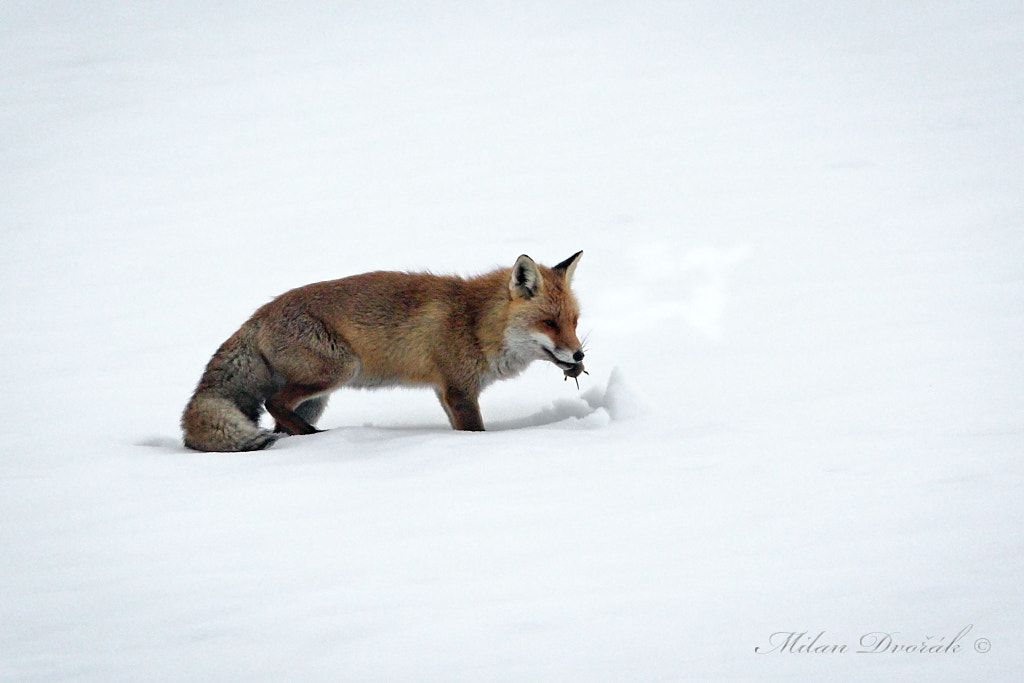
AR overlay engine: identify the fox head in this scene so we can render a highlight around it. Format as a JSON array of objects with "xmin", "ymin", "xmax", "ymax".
[{"xmin": 508, "ymin": 251, "xmax": 585, "ymax": 375}]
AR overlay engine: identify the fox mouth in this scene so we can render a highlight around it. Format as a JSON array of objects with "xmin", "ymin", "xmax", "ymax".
[{"xmin": 543, "ymin": 348, "xmax": 583, "ymax": 375}]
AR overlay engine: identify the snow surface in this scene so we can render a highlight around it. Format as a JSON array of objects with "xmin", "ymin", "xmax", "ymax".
[{"xmin": 2, "ymin": 1, "xmax": 1023, "ymax": 680}]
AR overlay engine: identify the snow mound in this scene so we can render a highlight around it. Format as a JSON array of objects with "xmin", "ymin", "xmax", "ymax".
[
  {"xmin": 485, "ymin": 367, "xmax": 650, "ymax": 430},
  {"xmin": 581, "ymin": 367, "xmax": 654, "ymax": 422}
]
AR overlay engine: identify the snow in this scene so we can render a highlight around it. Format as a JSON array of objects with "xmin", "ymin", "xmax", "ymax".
[{"xmin": 2, "ymin": 1, "xmax": 1022, "ymax": 680}]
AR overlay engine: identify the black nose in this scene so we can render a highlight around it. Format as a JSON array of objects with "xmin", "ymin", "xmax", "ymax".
[{"xmin": 573, "ymin": 350, "xmax": 585, "ymax": 362}]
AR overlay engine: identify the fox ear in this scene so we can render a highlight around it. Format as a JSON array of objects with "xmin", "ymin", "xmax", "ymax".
[
  {"xmin": 510, "ymin": 254, "xmax": 541, "ymax": 299},
  {"xmin": 552, "ymin": 250, "xmax": 583, "ymax": 284}
]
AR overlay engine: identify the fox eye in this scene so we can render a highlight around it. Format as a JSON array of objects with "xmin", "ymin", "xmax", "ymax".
[{"xmin": 541, "ymin": 319, "xmax": 558, "ymax": 330}]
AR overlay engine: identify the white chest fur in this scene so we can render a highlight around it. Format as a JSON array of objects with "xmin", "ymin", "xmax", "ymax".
[{"xmin": 482, "ymin": 329, "xmax": 539, "ymax": 388}]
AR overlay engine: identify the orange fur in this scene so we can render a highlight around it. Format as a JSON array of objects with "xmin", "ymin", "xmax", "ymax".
[{"xmin": 181, "ymin": 252, "xmax": 585, "ymax": 451}]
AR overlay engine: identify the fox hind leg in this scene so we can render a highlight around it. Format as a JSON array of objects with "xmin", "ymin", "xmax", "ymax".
[
  {"xmin": 259, "ymin": 314, "xmax": 354, "ymax": 437},
  {"xmin": 272, "ymin": 394, "xmax": 328, "ymax": 434},
  {"xmin": 294, "ymin": 395, "xmax": 328, "ymax": 425},
  {"xmin": 268, "ymin": 384, "xmax": 330, "ymax": 435}
]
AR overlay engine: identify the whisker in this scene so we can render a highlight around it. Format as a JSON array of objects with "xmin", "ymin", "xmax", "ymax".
[{"xmin": 580, "ymin": 329, "xmax": 593, "ymax": 354}]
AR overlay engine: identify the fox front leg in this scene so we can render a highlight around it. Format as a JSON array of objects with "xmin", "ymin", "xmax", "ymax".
[{"xmin": 437, "ymin": 386, "xmax": 485, "ymax": 431}]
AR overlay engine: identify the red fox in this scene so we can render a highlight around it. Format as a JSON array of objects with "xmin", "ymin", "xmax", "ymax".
[{"xmin": 181, "ymin": 251, "xmax": 585, "ymax": 451}]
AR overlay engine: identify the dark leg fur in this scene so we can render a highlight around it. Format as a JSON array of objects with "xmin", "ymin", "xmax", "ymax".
[
  {"xmin": 438, "ymin": 386, "xmax": 485, "ymax": 431},
  {"xmin": 267, "ymin": 384, "xmax": 329, "ymax": 435},
  {"xmin": 294, "ymin": 396, "xmax": 329, "ymax": 425}
]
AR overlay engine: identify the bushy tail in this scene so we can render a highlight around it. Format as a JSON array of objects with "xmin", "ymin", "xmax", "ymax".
[
  {"xmin": 182, "ymin": 394, "xmax": 279, "ymax": 452},
  {"xmin": 181, "ymin": 327, "xmax": 280, "ymax": 452}
]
